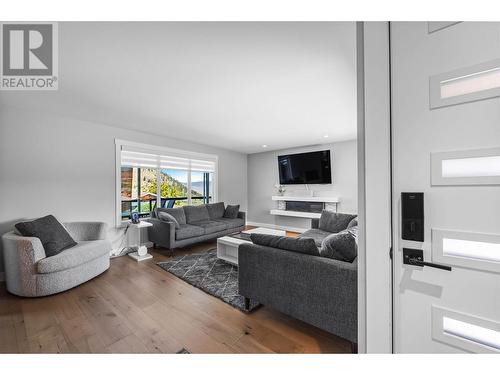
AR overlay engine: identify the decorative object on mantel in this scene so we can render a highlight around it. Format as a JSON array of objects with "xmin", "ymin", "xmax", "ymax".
[
  {"xmin": 274, "ymin": 184, "xmax": 286, "ymax": 196},
  {"xmin": 157, "ymin": 249, "xmax": 260, "ymax": 312}
]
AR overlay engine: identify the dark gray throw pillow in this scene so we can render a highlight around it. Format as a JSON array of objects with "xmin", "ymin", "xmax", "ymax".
[
  {"xmin": 206, "ymin": 202, "xmax": 225, "ymax": 219},
  {"xmin": 320, "ymin": 227, "xmax": 358, "ymax": 263},
  {"xmin": 223, "ymin": 204, "xmax": 240, "ymax": 219},
  {"xmin": 155, "ymin": 207, "xmax": 186, "ymax": 225},
  {"xmin": 318, "ymin": 211, "xmax": 357, "ymax": 233},
  {"xmin": 157, "ymin": 211, "xmax": 180, "ymax": 228},
  {"xmin": 347, "ymin": 217, "xmax": 358, "ymax": 228},
  {"xmin": 15, "ymin": 215, "xmax": 77, "ymax": 257},
  {"xmin": 250, "ymin": 234, "xmax": 319, "ymax": 256}
]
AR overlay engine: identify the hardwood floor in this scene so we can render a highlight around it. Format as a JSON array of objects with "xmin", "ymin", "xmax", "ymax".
[{"xmin": 0, "ymin": 231, "xmax": 351, "ymax": 354}]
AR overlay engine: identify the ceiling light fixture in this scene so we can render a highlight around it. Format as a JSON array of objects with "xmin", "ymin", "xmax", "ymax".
[
  {"xmin": 323, "ymin": 135, "xmax": 329, "ymax": 138},
  {"xmin": 262, "ymin": 145, "xmax": 268, "ymax": 148}
]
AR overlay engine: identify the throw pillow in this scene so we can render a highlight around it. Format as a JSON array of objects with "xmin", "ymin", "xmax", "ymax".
[
  {"xmin": 250, "ymin": 233, "xmax": 319, "ymax": 256},
  {"xmin": 223, "ymin": 204, "xmax": 240, "ymax": 219},
  {"xmin": 320, "ymin": 228, "xmax": 358, "ymax": 262},
  {"xmin": 347, "ymin": 217, "xmax": 358, "ymax": 228},
  {"xmin": 157, "ymin": 211, "xmax": 180, "ymax": 228},
  {"xmin": 206, "ymin": 202, "xmax": 225, "ymax": 219},
  {"xmin": 15, "ymin": 215, "xmax": 77, "ymax": 257},
  {"xmin": 318, "ymin": 211, "xmax": 357, "ymax": 233},
  {"xmin": 155, "ymin": 207, "xmax": 186, "ymax": 225}
]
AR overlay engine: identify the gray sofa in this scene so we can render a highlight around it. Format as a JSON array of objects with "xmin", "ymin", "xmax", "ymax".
[
  {"xmin": 1, "ymin": 222, "xmax": 111, "ymax": 297},
  {"xmin": 238, "ymin": 212, "xmax": 358, "ymax": 346},
  {"xmin": 147, "ymin": 202, "xmax": 245, "ymax": 249}
]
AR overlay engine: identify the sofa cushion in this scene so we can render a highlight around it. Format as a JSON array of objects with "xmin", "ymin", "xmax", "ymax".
[
  {"xmin": 206, "ymin": 202, "xmax": 225, "ymax": 219},
  {"xmin": 156, "ymin": 207, "xmax": 186, "ymax": 225},
  {"xmin": 223, "ymin": 204, "xmax": 240, "ymax": 219},
  {"xmin": 318, "ymin": 211, "xmax": 357, "ymax": 233},
  {"xmin": 250, "ymin": 234, "xmax": 319, "ymax": 256},
  {"xmin": 15, "ymin": 215, "xmax": 77, "ymax": 257},
  {"xmin": 213, "ymin": 217, "xmax": 245, "ymax": 229},
  {"xmin": 299, "ymin": 228, "xmax": 332, "ymax": 247},
  {"xmin": 190, "ymin": 220, "xmax": 226, "ymax": 235},
  {"xmin": 156, "ymin": 211, "xmax": 180, "ymax": 228},
  {"xmin": 37, "ymin": 239, "xmax": 110, "ymax": 274},
  {"xmin": 320, "ymin": 227, "xmax": 358, "ymax": 263},
  {"xmin": 184, "ymin": 205, "xmax": 210, "ymax": 224},
  {"xmin": 175, "ymin": 224, "xmax": 205, "ymax": 240}
]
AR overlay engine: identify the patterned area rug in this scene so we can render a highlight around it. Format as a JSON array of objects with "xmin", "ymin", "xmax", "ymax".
[{"xmin": 157, "ymin": 249, "xmax": 260, "ymax": 313}]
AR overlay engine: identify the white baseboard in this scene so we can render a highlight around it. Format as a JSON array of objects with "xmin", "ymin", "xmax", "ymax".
[
  {"xmin": 0, "ymin": 272, "xmax": 5, "ymax": 282},
  {"xmin": 246, "ymin": 221, "xmax": 307, "ymax": 234}
]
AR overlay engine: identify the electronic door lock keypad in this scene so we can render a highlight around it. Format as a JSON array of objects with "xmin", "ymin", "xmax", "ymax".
[{"xmin": 401, "ymin": 192, "xmax": 424, "ymax": 242}]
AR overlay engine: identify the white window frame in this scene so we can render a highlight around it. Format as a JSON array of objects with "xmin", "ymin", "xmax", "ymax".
[{"xmin": 115, "ymin": 139, "xmax": 219, "ymax": 227}]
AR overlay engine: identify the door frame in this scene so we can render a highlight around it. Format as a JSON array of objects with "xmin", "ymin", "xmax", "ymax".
[{"xmin": 356, "ymin": 21, "xmax": 394, "ymax": 353}]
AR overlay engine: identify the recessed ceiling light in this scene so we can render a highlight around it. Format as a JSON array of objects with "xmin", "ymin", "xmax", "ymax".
[
  {"xmin": 262, "ymin": 145, "xmax": 268, "ymax": 148},
  {"xmin": 323, "ymin": 135, "xmax": 329, "ymax": 138}
]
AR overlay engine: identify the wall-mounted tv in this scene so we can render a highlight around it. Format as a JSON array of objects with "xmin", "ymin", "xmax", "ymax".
[{"xmin": 278, "ymin": 150, "xmax": 332, "ymax": 185}]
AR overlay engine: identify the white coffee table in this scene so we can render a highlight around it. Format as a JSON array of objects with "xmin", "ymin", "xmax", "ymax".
[{"xmin": 217, "ymin": 227, "xmax": 286, "ymax": 265}]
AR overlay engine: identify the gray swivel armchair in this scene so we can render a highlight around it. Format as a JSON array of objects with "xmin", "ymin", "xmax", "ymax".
[{"xmin": 1, "ymin": 222, "xmax": 111, "ymax": 297}]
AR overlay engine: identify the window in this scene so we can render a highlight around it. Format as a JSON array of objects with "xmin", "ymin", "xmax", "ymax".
[
  {"xmin": 116, "ymin": 140, "xmax": 217, "ymax": 225},
  {"xmin": 429, "ymin": 58, "xmax": 500, "ymax": 109},
  {"xmin": 120, "ymin": 167, "xmax": 158, "ymax": 220}
]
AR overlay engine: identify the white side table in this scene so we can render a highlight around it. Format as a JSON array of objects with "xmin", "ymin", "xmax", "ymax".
[{"xmin": 127, "ymin": 221, "xmax": 153, "ymax": 262}]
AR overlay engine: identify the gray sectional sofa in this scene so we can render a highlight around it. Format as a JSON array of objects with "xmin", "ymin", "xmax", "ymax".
[
  {"xmin": 238, "ymin": 211, "xmax": 358, "ymax": 347},
  {"xmin": 147, "ymin": 202, "xmax": 245, "ymax": 249}
]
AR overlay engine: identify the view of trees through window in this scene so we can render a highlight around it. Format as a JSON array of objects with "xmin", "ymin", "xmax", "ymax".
[{"xmin": 121, "ymin": 167, "xmax": 212, "ymax": 219}]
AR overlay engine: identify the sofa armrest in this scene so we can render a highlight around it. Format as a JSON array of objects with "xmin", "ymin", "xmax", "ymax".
[
  {"xmin": 311, "ymin": 218, "xmax": 319, "ymax": 229},
  {"xmin": 64, "ymin": 222, "xmax": 107, "ymax": 241},
  {"xmin": 238, "ymin": 243, "xmax": 357, "ymax": 342},
  {"xmin": 237, "ymin": 211, "xmax": 246, "ymax": 222},
  {"xmin": 146, "ymin": 218, "xmax": 176, "ymax": 249},
  {"xmin": 1, "ymin": 231, "xmax": 46, "ymax": 296}
]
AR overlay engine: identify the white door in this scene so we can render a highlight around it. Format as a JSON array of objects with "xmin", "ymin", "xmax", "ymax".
[{"xmin": 391, "ymin": 22, "xmax": 500, "ymax": 353}]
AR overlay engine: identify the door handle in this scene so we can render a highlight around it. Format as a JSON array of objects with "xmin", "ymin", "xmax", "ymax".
[{"xmin": 403, "ymin": 248, "xmax": 452, "ymax": 271}]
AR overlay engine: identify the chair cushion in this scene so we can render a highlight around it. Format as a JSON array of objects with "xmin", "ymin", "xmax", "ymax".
[
  {"xmin": 190, "ymin": 220, "xmax": 226, "ymax": 235},
  {"xmin": 206, "ymin": 202, "xmax": 225, "ymax": 219},
  {"xmin": 175, "ymin": 224, "xmax": 205, "ymax": 240},
  {"xmin": 213, "ymin": 217, "xmax": 245, "ymax": 229},
  {"xmin": 299, "ymin": 228, "xmax": 332, "ymax": 247},
  {"xmin": 37, "ymin": 240, "xmax": 110, "ymax": 273},
  {"xmin": 155, "ymin": 207, "xmax": 186, "ymax": 225},
  {"xmin": 16, "ymin": 215, "xmax": 77, "ymax": 257},
  {"xmin": 250, "ymin": 234, "xmax": 319, "ymax": 256},
  {"xmin": 157, "ymin": 211, "xmax": 180, "ymax": 228},
  {"xmin": 184, "ymin": 205, "xmax": 210, "ymax": 224},
  {"xmin": 318, "ymin": 211, "xmax": 357, "ymax": 233},
  {"xmin": 223, "ymin": 204, "xmax": 240, "ymax": 219},
  {"xmin": 320, "ymin": 226, "xmax": 358, "ymax": 263}
]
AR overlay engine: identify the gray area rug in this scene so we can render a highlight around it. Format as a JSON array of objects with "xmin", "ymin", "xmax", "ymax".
[{"xmin": 157, "ymin": 249, "xmax": 260, "ymax": 313}]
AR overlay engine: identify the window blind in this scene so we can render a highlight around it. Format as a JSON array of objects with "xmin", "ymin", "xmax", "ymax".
[{"xmin": 120, "ymin": 146, "xmax": 216, "ymax": 172}]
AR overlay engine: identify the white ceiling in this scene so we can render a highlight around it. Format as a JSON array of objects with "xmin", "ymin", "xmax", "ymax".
[{"xmin": 0, "ymin": 22, "xmax": 357, "ymax": 154}]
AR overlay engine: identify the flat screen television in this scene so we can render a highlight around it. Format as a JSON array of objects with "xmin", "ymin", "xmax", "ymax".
[{"xmin": 278, "ymin": 150, "xmax": 332, "ymax": 185}]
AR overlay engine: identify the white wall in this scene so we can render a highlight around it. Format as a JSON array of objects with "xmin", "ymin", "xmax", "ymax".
[
  {"xmin": 0, "ymin": 105, "xmax": 248, "ymax": 274},
  {"xmin": 247, "ymin": 141, "xmax": 357, "ymax": 232},
  {"xmin": 356, "ymin": 22, "xmax": 392, "ymax": 353}
]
